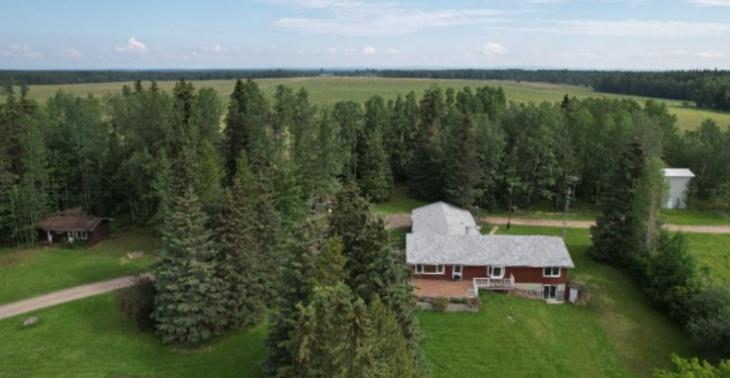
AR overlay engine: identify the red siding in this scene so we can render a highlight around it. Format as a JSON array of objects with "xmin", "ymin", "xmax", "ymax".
[
  {"xmin": 88, "ymin": 220, "xmax": 110, "ymax": 247},
  {"xmin": 412, "ymin": 264, "xmax": 569, "ymax": 285}
]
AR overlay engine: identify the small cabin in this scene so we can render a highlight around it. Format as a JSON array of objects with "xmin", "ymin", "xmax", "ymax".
[
  {"xmin": 37, "ymin": 208, "xmax": 111, "ymax": 247},
  {"xmin": 661, "ymin": 168, "xmax": 695, "ymax": 209}
]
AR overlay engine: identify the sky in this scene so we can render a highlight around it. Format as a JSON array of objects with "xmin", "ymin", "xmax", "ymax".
[{"xmin": 1, "ymin": 0, "xmax": 729, "ymax": 70}]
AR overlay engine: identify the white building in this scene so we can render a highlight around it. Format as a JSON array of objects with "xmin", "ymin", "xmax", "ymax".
[{"xmin": 661, "ymin": 168, "xmax": 695, "ymax": 209}]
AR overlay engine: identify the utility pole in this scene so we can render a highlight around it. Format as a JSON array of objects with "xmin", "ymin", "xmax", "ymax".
[
  {"xmin": 507, "ymin": 182, "xmax": 514, "ymax": 230},
  {"xmin": 563, "ymin": 176, "xmax": 579, "ymax": 239}
]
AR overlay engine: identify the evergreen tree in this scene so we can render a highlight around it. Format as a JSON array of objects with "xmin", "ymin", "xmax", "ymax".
[
  {"xmin": 590, "ymin": 141, "xmax": 647, "ymax": 267},
  {"xmin": 314, "ymin": 236, "xmax": 347, "ymax": 287},
  {"xmin": 223, "ymin": 79, "xmax": 270, "ymax": 184},
  {"xmin": 357, "ymin": 96, "xmax": 393, "ymax": 202},
  {"xmin": 443, "ymin": 114, "xmax": 482, "ymax": 212},
  {"xmin": 152, "ymin": 188, "xmax": 225, "ymax": 345},
  {"xmin": 410, "ymin": 86, "xmax": 446, "ymax": 200},
  {"xmin": 281, "ymin": 285, "xmax": 424, "ymax": 378},
  {"xmin": 265, "ymin": 219, "xmax": 325, "ymax": 377},
  {"xmin": 216, "ymin": 172, "xmax": 265, "ymax": 330}
]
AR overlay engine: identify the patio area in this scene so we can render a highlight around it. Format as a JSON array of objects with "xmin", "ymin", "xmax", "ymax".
[{"xmin": 412, "ymin": 278, "xmax": 475, "ymax": 299}]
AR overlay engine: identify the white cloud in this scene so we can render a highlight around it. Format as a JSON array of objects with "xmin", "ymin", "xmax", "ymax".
[
  {"xmin": 57, "ymin": 47, "xmax": 83, "ymax": 59},
  {"xmin": 696, "ymin": 51, "xmax": 723, "ymax": 58},
  {"xmin": 362, "ymin": 45, "xmax": 377, "ymax": 55},
  {"xmin": 384, "ymin": 48, "xmax": 398, "ymax": 55},
  {"xmin": 344, "ymin": 48, "xmax": 358, "ymax": 56},
  {"xmin": 490, "ymin": 19, "xmax": 730, "ymax": 38},
  {"xmin": 2, "ymin": 43, "xmax": 43, "ymax": 59},
  {"xmin": 688, "ymin": 0, "xmax": 730, "ymax": 6},
  {"xmin": 477, "ymin": 42, "xmax": 507, "ymax": 56},
  {"xmin": 270, "ymin": 0, "xmax": 501, "ymax": 36},
  {"xmin": 115, "ymin": 37, "xmax": 147, "ymax": 53}
]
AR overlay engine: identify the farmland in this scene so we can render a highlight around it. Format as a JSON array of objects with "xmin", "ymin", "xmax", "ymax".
[{"xmin": 17, "ymin": 77, "xmax": 730, "ymax": 132}]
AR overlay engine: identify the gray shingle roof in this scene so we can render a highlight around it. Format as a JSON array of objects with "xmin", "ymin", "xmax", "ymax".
[
  {"xmin": 407, "ymin": 202, "xmax": 574, "ymax": 268},
  {"xmin": 412, "ymin": 202, "xmax": 481, "ymax": 236},
  {"xmin": 662, "ymin": 168, "xmax": 695, "ymax": 178},
  {"xmin": 406, "ymin": 234, "xmax": 575, "ymax": 268}
]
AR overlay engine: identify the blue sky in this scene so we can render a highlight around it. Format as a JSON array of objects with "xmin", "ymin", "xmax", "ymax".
[{"xmin": 1, "ymin": 0, "xmax": 729, "ymax": 70}]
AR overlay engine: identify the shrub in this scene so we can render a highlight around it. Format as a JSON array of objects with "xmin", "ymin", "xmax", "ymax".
[
  {"xmin": 431, "ymin": 297, "xmax": 449, "ymax": 312},
  {"xmin": 654, "ymin": 354, "xmax": 730, "ymax": 377},
  {"xmin": 117, "ymin": 275, "xmax": 156, "ymax": 329},
  {"xmin": 687, "ymin": 285, "xmax": 730, "ymax": 362}
]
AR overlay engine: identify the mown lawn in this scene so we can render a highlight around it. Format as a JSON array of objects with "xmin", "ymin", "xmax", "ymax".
[
  {"xmin": 371, "ymin": 186, "xmax": 427, "ymax": 215},
  {"xmin": 0, "ymin": 293, "xmax": 266, "ymax": 378},
  {"xmin": 18, "ymin": 77, "xmax": 730, "ymax": 131},
  {"xmin": 417, "ymin": 225, "xmax": 696, "ymax": 378},
  {"xmin": 0, "ymin": 229, "xmax": 157, "ymax": 304},
  {"xmin": 684, "ymin": 232, "xmax": 730, "ymax": 284}
]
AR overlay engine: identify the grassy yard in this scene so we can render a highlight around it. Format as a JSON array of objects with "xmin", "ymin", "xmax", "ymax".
[
  {"xmin": 16, "ymin": 77, "xmax": 730, "ymax": 132},
  {"xmin": 415, "ymin": 225, "xmax": 696, "ymax": 378},
  {"xmin": 0, "ymin": 229, "xmax": 157, "ymax": 305},
  {"xmin": 371, "ymin": 186, "xmax": 428, "ymax": 215},
  {"xmin": 684, "ymin": 232, "xmax": 730, "ymax": 284},
  {"xmin": 0, "ymin": 293, "xmax": 266, "ymax": 378}
]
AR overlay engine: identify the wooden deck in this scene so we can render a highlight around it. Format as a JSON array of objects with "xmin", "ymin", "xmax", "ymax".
[{"xmin": 412, "ymin": 279, "xmax": 474, "ymax": 299}]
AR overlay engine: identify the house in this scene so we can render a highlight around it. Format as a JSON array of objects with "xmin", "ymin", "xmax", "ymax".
[
  {"xmin": 662, "ymin": 168, "xmax": 695, "ymax": 209},
  {"xmin": 37, "ymin": 208, "xmax": 111, "ymax": 247},
  {"xmin": 407, "ymin": 202, "xmax": 575, "ymax": 302}
]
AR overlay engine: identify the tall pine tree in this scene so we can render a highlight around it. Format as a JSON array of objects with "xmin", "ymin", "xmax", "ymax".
[{"xmin": 152, "ymin": 188, "xmax": 225, "ymax": 345}]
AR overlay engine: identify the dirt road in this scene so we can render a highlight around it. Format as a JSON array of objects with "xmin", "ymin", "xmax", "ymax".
[{"xmin": 0, "ymin": 273, "xmax": 151, "ymax": 321}]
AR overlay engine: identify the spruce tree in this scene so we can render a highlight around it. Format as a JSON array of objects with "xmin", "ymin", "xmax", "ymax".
[
  {"xmin": 590, "ymin": 141, "xmax": 647, "ymax": 267},
  {"xmin": 313, "ymin": 236, "xmax": 347, "ymax": 287},
  {"xmin": 216, "ymin": 167, "xmax": 265, "ymax": 330},
  {"xmin": 443, "ymin": 114, "xmax": 482, "ymax": 213},
  {"xmin": 152, "ymin": 188, "xmax": 225, "ymax": 346},
  {"xmin": 410, "ymin": 86, "xmax": 446, "ymax": 200},
  {"xmin": 264, "ymin": 219, "xmax": 324, "ymax": 377},
  {"xmin": 357, "ymin": 96, "xmax": 393, "ymax": 202}
]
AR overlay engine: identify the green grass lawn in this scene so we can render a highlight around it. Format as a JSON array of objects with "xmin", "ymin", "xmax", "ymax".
[
  {"xmin": 0, "ymin": 293, "xmax": 266, "ymax": 378},
  {"xmin": 15, "ymin": 77, "xmax": 730, "ymax": 132},
  {"xmin": 371, "ymin": 186, "xmax": 428, "ymax": 215},
  {"xmin": 0, "ymin": 229, "xmax": 157, "ymax": 305},
  {"xmin": 683, "ymin": 232, "xmax": 730, "ymax": 284},
  {"xmin": 416, "ymin": 225, "xmax": 696, "ymax": 378}
]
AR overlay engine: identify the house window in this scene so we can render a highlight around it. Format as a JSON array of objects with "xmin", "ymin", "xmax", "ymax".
[
  {"xmin": 543, "ymin": 267, "xmax": 561, "ymax": 278},
  {"xmin": 488, "ymin": 266, "xmax": 505, "ymax": 279},
  {"xmin": 78, "ymin": 232, "xmax": 88, "ymax": 240},
  {"xmin": 416, "ymin": 264, "xmax": 444, "ymax": 275},
  {"xmin": 542, "ymin": 285, "xmax": 558, "ymax": 300}
]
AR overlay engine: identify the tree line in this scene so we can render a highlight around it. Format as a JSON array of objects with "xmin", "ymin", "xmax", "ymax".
[{"xmin": 2, "ymin": 80, "xmax": 730, "ymax": 246}]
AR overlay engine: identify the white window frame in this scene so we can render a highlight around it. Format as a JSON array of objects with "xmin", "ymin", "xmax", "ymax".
[
  {"xmin": 416, "ymin": 264, "xmax": 445, "ymax": 275},
  {"xmin": 487, "ymin": 265, "xmax": 505, "ymax": 279},
  {"xmin": 452, "ymin": 265, "xmax": 463, "ymax": 279},
  {"xmin": 543, "ymin": 267, "xmax": 561, "ymax": 278},
  {"xmin": 542, "ymin": 285, "xmax": 558, "ymax": 300},
  {"xmin": 78, "ymin": 231, "xmax": 88, "ymax": 240}
]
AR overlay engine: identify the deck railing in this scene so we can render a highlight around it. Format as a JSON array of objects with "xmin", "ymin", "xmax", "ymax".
[{"xmin": 473, "ymin": 274, "xmax": 515, "ymax": 291}]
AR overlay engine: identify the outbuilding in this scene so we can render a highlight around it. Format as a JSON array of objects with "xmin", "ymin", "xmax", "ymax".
[
  {"xmin": 37, "ymin": 208, "xmax": 111, "ymax": 247},
  {"xmin": 661, "ymin": 168, "xmax": 695, "ymax": 209}
]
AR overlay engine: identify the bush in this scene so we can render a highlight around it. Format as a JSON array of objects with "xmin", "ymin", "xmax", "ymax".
[
  {"xmin": 687, "ymin": 285, "xmax": 730, "ymax": 362},
  {"xmin": 654, "ymin": 354, "xmax": 730, "ymax": 377},
  {"xmin": 431, "ymin": 297, "xmax": 449, "ymax": 312},
  {"xmin": 117, "ymin": 275, "xmax": 156, "ymax": 329}
]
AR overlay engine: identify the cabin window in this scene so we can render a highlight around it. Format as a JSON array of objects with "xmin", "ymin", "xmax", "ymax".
[
  {"xmin": 452, "ymin": 265, "xmax": 463, "ymax": 279},
  {"xmin": 416, "ymin": 264, "xmax": 444, "ymax": 275},
  {"xmin": 543, "ymin": 267, "xmax": 561, "ymax": 278},
  {"xmin": 488, "ymin": 266, "xmax": 504, "ymax": 279},
  {"xmin": 78, "ymin": 232, "xmax": 88, "ymax": 240}
]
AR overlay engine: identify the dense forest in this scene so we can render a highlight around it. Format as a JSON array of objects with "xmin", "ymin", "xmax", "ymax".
[
  {"xmin": 2, "ymin": 79, "xmax": 730, "ymax": 369},
  {"xmin": 4, "ymin": 69, "xmax": 730, "ymax": 112},
  {"xmin": 1, "ymin": 79, "xmax": 730, "ymax": 247}
]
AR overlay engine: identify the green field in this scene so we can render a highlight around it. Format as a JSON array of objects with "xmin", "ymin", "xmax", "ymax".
[
  {"xmin": 0, "ymin": 293, "xmax": 266, "ymax": 378},
  {"xmin": 16, "ymin": 77, "xmax": 730, "ymax": 132},
  {"xmin": 0, "ymin": 229, "xmax": 157, "ymax": 305},
  {"xmin": 684, "ymin": 232, "xmax": 730, "ymax": 284}
]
